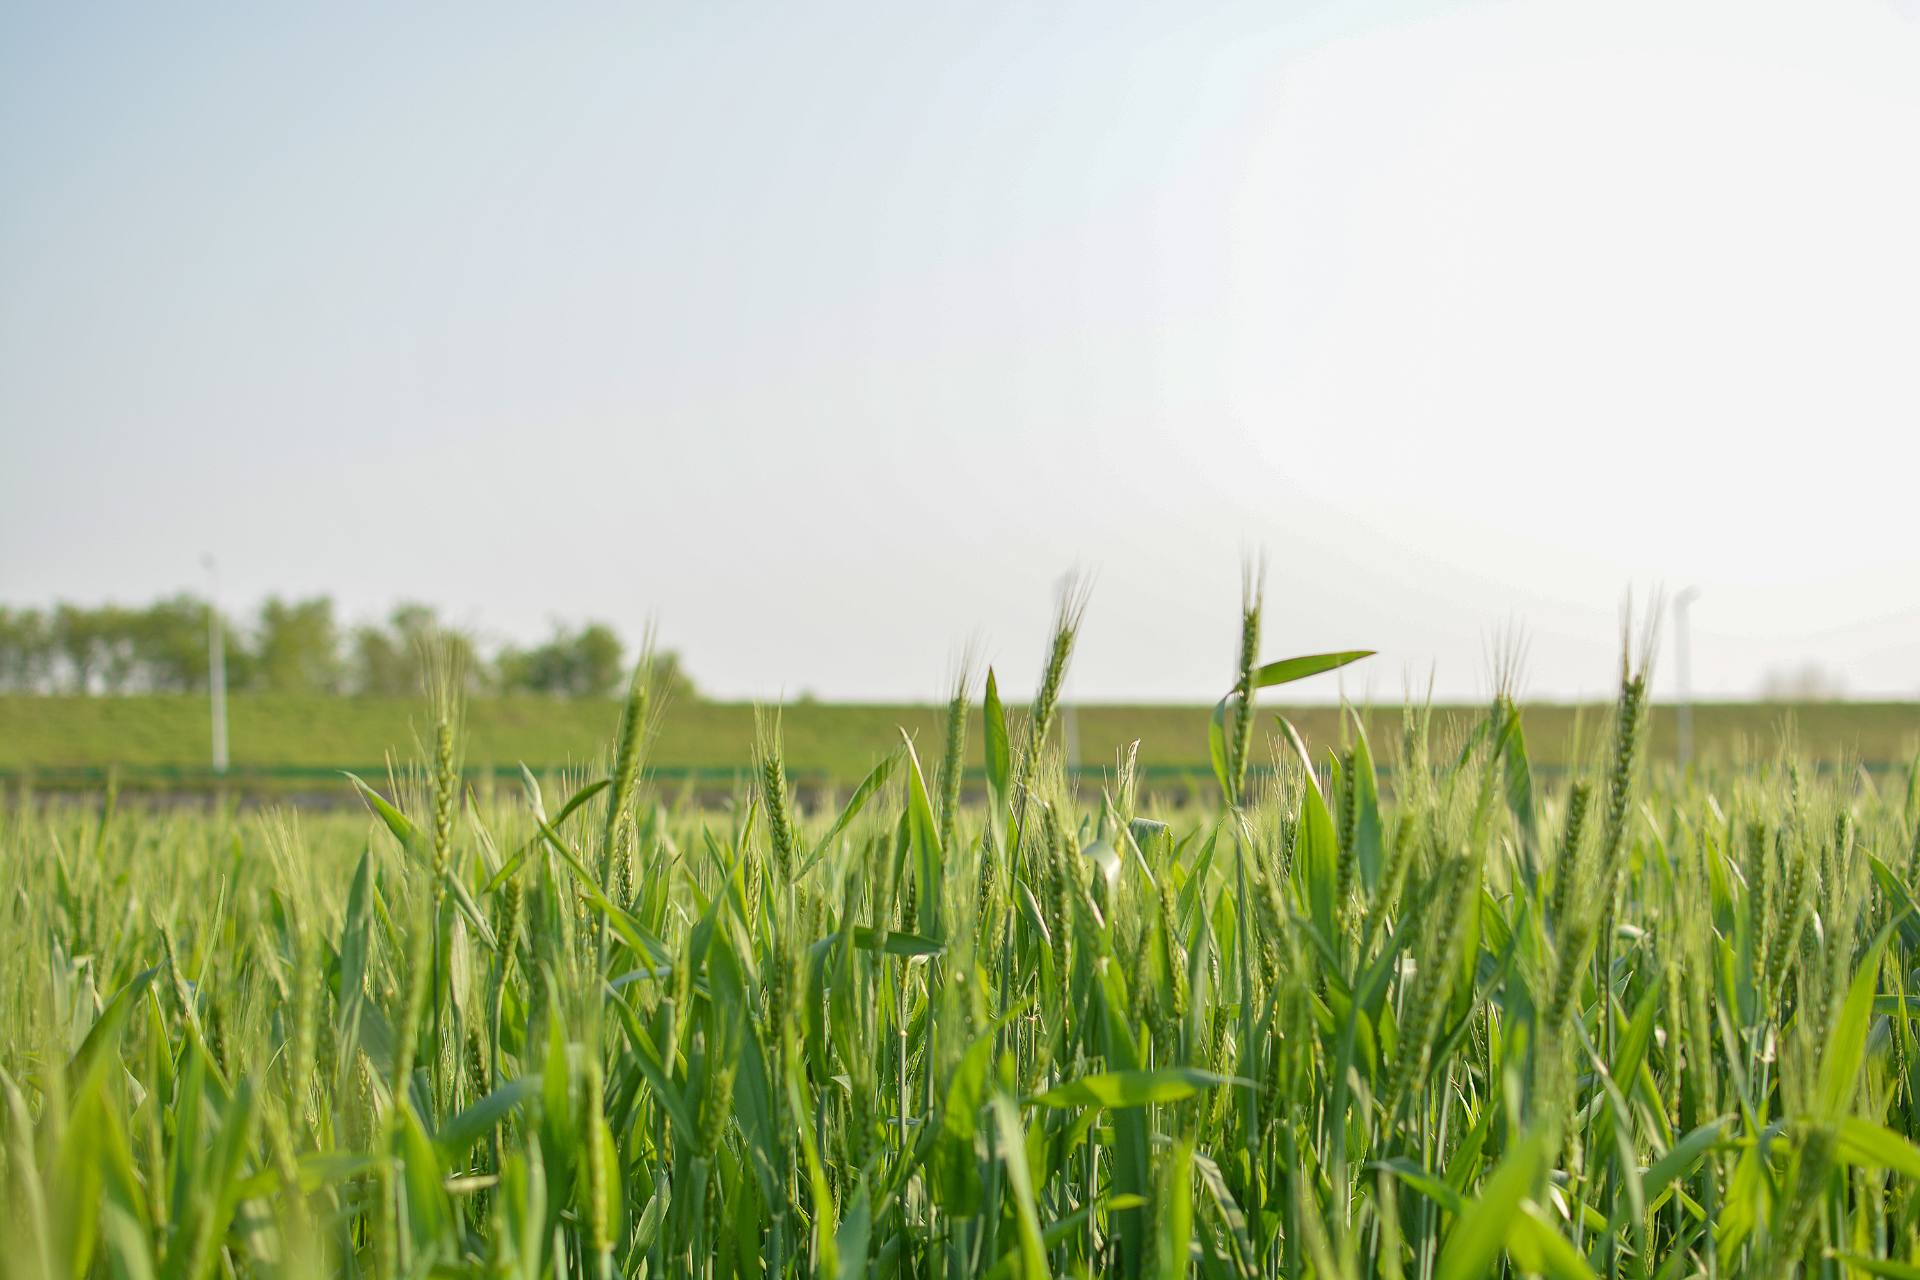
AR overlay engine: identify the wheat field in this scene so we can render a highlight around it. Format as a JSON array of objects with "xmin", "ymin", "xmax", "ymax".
[{"xmin": 3, "ymin": 585, "xmax": 1919, "ymax": 1279}]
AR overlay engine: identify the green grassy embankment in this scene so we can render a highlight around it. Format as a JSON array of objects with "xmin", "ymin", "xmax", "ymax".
[{"xmin": 1, "ymin": 695, "xmax": 1914, "ymax": 792}]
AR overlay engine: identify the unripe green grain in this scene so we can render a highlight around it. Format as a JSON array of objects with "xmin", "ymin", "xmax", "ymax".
[
  {"xmin": 290, "ymin": 929, "xmax": 320, "ymax": 1104},
  {"xmin": 494, "ymin": 876, "xmax": 522, "ymax": 969},
  {"xmin": 1544, "ymin": 911, "xmax": 1594, "ymax": 1032},
  {"xmin": 1011, "ymin": 577, "xmax": 1089, "ymax": 852},
  {"xmin": 1597, "ymin": 670, "xmax": 1646, "ymax": 876},
  {"xmin": 1040, "ymin": 804, "xmax": 1072, "ymax": 980},
  {"xmin": 1335, "ymin": 747, "xmax": 1358, "ymax": 930},
  {"xmin": 1376, "ymin": 815, "xmax": 1417, "ymax": 921},
  {"xmin": 1775, "ymin": 1124, "xmax": 1836, "ymax": 1278},
  {"xmin": 757, "ymin": 710, "xmax": 797, "ymax": 882},
  {"xmin": 1767, "ymin": 831, "xmax": 1811, "ymax": 1003},
  {"xmin": 1157, "ymin": 873, "xmax": 1188, "ymax": 1021},
  {"xmin": 432, "ymin": 719, "xmax": 455, "ymax": 879},
  {"xmin": 700, "ymin": 1057, "xmax": 737, "ymax": 1155},
  {"xmin": 1229, "ymin": 566, "xmax": 1263, "ymax": 803},
  {"xmin": 160, "ymin": 922, "xmax": 195, "ymax": 1025},
  {"xmin": 613, "ymin": 819, "xmax": 635, "ymax": 910},
  {"xmin": 602, "ymin": 658, "xmax": 650, "ymax": 881},
  {"xmin": 935, "ymin": 666, "xmax": 971, "ymax": 861},
  {"xmin": 463, "ymin": 1026, "xmax": 487, "ymax": 1110},
  {"xmin": 584, "ymin": 1047, "xmax": 612, "ymax": 1268},
  {"xmin": 900, "ymin": 856, "xmax": 918, "ymax": 934},
  {"xmin": 10, "ymin": 579, "xmax": 1907, "ymax": 1280},
  {"xmin": 1546, "ymin": 782, "xmax": 1592, "ymax": 931},
  {"xmin": 391, "ymin": 899, "xmax": 432, "ymax": 1095},
  {"xmin": 1385, "ymin": 853, "xmax": 1472, "ymax": 1114}
]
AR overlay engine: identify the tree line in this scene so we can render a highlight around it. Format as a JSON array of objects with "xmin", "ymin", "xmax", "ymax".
[{"xmin": 0, "ymin": 598, "xmax": 694, "ymax": 699}]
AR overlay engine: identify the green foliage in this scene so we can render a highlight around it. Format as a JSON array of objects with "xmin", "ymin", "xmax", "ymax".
[
  {"xmin": 255, "ymin": 597, "xmax": 345, "ymax": 694},
  {"xmin": 0, "ymin": 598, "xmax": 695, "ymax": 702},
  {"xmin": 0, "ymin": 598, "xmax": 250, "ymax": 694},
  {"xmin": 4, "ymin": 593, "xmax": 1920, "ymax": 1279},
  {"xmin": 497, "ymin": 624, "xmax": 627, "ymax": 699},
  {"xmin": 348, "ymin": 603, "xmax": 484, "ymax": 697}
]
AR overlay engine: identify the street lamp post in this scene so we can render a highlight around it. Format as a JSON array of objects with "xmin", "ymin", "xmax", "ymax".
[{"xmin": 204, "ymin": 556, "xmax": 228, "ymax": 775}]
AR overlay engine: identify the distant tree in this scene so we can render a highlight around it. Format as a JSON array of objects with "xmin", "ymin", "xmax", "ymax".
[
  {"xmin": 254, "ymin": 596, "xmax": 344, "ymax": 693},
  {"xmin": 499, "ymin": 623, "xmax": 626, "ymax": 698},
  {"xmin": 18, "ymin": 601, "xmax": 231, "ymax": 693},
  {"xmin": 350, "ymin": 623, "xmax": 410, "ymax": 695},
  {"xmin": 651, "ymin": 650, "xmax": 698, "ymax": 703},
  {"xmin": 7, "ymin": 597, "xmax": 684, "ymax": 702},
  {"xmin": 496, "ymin": 626, "xmax": 700, "ymax": 701},
  {"xmin": 131, "ymin": 595, "xmax": 215, "ymax": 692},
  {"xmin": 570, "ymin": 624, "xmax": 625, "ymax": 696},
  {"xmin": 90, "ymin": 605, "xmax": 147, "ymax": 693},
  {"xmin": 349, "ymin": 603, "xmax": 484, "ymax": 696},
  {"xmin": 52, "ymin": 604, "xmax": 105, "ymax": 693},
  {"xmin": 0, "ymin": 607, "xmax": 54, "ymax": 692}
]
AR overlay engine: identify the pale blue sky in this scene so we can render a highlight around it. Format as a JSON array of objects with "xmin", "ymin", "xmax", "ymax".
[{"xmin": 5, "ymin": 1, "xmax": 1919, "ymax": 702}]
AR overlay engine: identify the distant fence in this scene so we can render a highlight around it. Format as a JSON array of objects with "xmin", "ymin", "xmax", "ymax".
[
  {"xmin": 0, "ymin": 761, "xmax": 1211, "ymax": 809},
  {"xmin": 3, "ymin": 761, "xmax": 1219, "ymax": 792},
  {"xmin": 3, "ymin": 757, "xmax": 1907, "ymax": 806}
]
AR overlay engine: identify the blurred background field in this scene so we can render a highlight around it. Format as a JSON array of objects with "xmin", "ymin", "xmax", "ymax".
[
  {"xmin": 7, "ymin": 597, "xmax": 1912, "ymax": 799},
  {"xmin": 4, "ymin": 693, "xmax": 1914, "ymax": 798}
]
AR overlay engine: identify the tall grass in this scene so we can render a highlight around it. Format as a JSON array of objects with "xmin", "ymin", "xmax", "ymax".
[{"xmin": 3, "ymin": 584, "xmax": 1920, "ymax": 1279}]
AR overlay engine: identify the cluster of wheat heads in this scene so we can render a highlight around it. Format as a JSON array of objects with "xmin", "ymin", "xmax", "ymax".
[{"xmin": 4, "ymin": 581, "xmax": 1920, "ymax": 1280}]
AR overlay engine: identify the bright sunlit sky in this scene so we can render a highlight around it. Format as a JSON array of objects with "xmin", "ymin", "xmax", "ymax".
[{"xmin": 4, "ymin": 0, "xmax": 1919, "ymax": 703}]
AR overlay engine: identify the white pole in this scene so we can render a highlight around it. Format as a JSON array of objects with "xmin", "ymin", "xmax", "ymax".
[
  {"xmin": 1674, "ymin": 587, "xmax": 1700, "ymax": 768},
  {"xmin": 204, "ymin": 555, "xmax": 228, "ymax": 775}
]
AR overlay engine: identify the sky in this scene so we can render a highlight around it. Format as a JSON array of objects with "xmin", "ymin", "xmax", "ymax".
[{"xmin": 3, "ymin": 0, "xmax": 1918, "ymax": 704}]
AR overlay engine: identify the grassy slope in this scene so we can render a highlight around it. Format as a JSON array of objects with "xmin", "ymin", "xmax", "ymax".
[{"xmin": 3, "ymin": 694, "xmax": 1916, "ymax": 781}]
